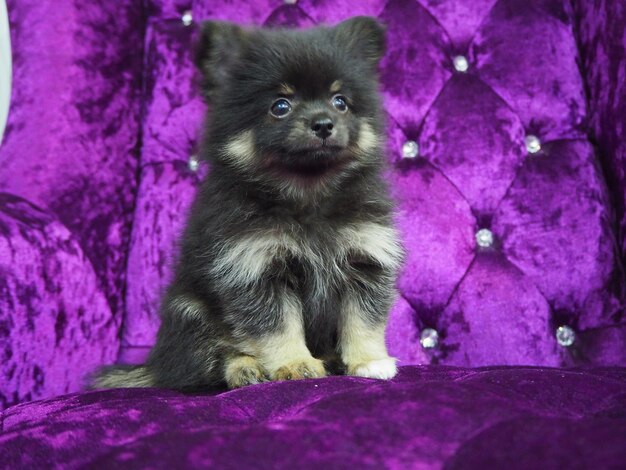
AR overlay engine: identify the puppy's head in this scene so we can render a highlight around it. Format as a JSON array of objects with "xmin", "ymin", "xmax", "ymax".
[{"xmin": 195, "ymin": 17, "xmax": 386, "ymax": 199}]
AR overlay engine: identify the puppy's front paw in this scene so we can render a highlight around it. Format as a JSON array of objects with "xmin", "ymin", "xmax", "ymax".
[
  {"xmin": 225, "ymin": 356, "xmax": 269, "ymax": 389},
  {"xmin": 347, "ymin": 357, "xmax": 397, "ymax": 380},
  {"xmin": 273, "ymin": 358, "xmax": 327, "ymax": 381}
]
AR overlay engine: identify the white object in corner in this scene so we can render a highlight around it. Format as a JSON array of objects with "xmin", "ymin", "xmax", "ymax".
[{"xmin": 0, "ymin": 0, "xmax": 11, "ymax": 145}]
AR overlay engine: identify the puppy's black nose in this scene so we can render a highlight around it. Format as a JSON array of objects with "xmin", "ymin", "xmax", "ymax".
[{"xmin": 311, "ymin": 116, "xmax": 334, "ymax": 139}]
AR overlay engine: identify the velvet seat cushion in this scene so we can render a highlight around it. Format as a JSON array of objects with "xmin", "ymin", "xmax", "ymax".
[
  {"xmin": 0, "ymin": 194, "xmax": 118, "ymax": 409},
  {"xmin": 1, "ymin": 366, "xmax": 625, "ymax": 468}
]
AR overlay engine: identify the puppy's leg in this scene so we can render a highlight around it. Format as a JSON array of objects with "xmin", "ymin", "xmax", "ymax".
[
  {"xmin": 214, "ymin": 231, "xmax": 326, "ymax": 383},
  {"xmin": 339, "ymin": 289, "xmax": 398, "ymax": 380},
  {"xmin": 260, "ymin": 294, "xmax": 326, "ymax": 381},
  {"xmin": 336, "ymin": 220, "xmax": 403, "ymax": 379},
  {"xmin": 229, "ymin": 292, "xmax": 326, "ymax": 382}
]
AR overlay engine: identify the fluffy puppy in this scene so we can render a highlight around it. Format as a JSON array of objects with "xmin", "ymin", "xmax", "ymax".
[{"xmin": 93, "ymin": 16, "xmax": 405, "ymax": 390}]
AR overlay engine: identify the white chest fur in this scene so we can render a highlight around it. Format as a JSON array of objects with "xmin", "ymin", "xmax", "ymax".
[{"xmin": 211, "ymin": 221, "xmax": 404, "ymax": 290}]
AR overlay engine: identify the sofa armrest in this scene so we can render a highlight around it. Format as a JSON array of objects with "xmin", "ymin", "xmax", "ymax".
[
  {"xmin": 574, "ymin": 0, "xmax": 626, "ymax": 269},
  {"xmin": 0, "ymin": 193, "xmax": 119, "ymax": 410},
  {"xmin": 0, "ymin": 0, "xmax": 145, "ymax": 319}
]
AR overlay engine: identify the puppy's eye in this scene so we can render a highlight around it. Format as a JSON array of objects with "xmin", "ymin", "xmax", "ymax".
[
  {"xmin": 331, "ymin": 95, "xmax": 348, "ymax": 113},
  {"xmin": 270, "ymin": 98, "xmax": 292, "ymax": 118}
]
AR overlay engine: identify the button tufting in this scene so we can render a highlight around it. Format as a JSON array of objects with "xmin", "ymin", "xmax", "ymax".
[
  {"xmin": 188, "ymin": 155, "xmax": 199, "ymax": 172},
  {"xmin": 402, "ymin": 140, "xmax": 419, "ymax": 159},
  {"xmin": 453, "ymin": 55, "xmax": 469, "ymax": 73},
  {"xmin": 181, "ymin": 10, "xmax": 193, "ymax": 26},
  {"xmin": 556, "ymin": 325, "xmax": 576, "ymax": 347},
  {"xmin": 475, "ymin": 228, "xmax": 493, "ymax": 248},
  {"xmin": 525, "ymin": 135, "xmax": 541, "ymax": 154},
  {"xmin": 420, "ymin": 328, "xmax": 439, "ymax": 349}
]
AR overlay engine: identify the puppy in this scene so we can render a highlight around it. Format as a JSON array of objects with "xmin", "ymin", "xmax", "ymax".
[{"xmin": 93, "ymin": 16, "xmax": 405, "ymax": 390}]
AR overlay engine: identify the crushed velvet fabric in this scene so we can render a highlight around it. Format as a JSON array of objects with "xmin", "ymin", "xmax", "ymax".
[
  {"xmin": 0, "ymin": 0, "xmax": 625, "ymax": 465},
  {"xmin": 0, "ymin": 0, "xmax": 143, "ymax": 405},
  {"xmin": 1, "ymin": 367, "xmax": 625, "ymax": 468},
  {"xmin": 123, "ymin": 20, "xmax": 204, "ymax": 352},
  {"xmin": 0, "ymin": 0, "xmax": 144, "ymax": 317},
  {"xmin": 0, "ymin": 194, "xmax": 117, "ymax": 409},
  {"xmin": 574, "ymin": 0, "xmax": 626, "ymax": 269}
]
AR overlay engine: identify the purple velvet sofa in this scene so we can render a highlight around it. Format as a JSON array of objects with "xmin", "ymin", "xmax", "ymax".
[{"xmin": 1, "ymin": 0, "xmax": 625, "ymax": 468}]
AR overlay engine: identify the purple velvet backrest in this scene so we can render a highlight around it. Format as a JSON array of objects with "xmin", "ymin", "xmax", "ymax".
[
  {"xmin": 122, "ymin": 0, "xmax": 626, "ymax": 365},
  {"xmin": 0, "ymin": 0, "xmax": 624, "ymax": 408}
]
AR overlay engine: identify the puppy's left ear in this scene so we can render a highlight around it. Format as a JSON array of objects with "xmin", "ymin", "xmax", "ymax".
[
  {"xmin": 334, "ymin": 16, "xmax": 386, "ymax": 67},
  {"xmin": 194, "ymin": 21, "xmax": 248, "ymax": 100}
]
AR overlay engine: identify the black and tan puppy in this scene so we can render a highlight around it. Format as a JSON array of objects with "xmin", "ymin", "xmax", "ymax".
[{"xmin": 93, "ymin": 16, "xmax": 405, "ymax": 390}]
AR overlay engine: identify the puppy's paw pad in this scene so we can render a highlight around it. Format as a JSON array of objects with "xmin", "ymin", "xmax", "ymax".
[
  {"xmin": 226, "ymin": 358, "xmax": 269, "ymax": 389},
  {"xmin": 273, "ymin": 358, "xmax": 327, "ymax": 381},
  {"xmin": 349, "ymin": 358, "xmax": 397, "ymax": 380}
]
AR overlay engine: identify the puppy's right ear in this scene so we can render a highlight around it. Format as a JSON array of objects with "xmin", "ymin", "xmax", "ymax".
[
  {"xmin": 194, "ymin": 21, "xmax": 247, "ymax": 100},
  {"xmin": 334, "ymin": 16, "xmax": 386, "ymax": 68}
]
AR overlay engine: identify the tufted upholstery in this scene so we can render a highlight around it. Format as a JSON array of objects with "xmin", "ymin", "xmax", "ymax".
[{"xmin": 0, "ymin": 0, "xmax": 625, "ymax": 466}]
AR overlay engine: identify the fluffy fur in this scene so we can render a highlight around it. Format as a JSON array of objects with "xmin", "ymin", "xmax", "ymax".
[{"xmin": 92, "ymin": 16, "xmax": 405, "ymax": 391}]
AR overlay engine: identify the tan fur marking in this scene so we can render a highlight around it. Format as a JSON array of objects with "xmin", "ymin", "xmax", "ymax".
[
  {"xmin": 224, "ymin": 355, "xmax": 268, "ymax": 388},
  {"xmin": 211, "ymin": 230, "xmax": 300, "ymax": 287},
  {"xmin": 355, "ymin": 121, "xmax": 381, "ymax": 153},
  {"xmin": 330, "ymin": 80, "xmax": 343, "ymax": 93},
  {"xmin": 169, "ymin": 296, "xmax": 205, "ymax": 320},
  {"xmin": 222, "ymin": 130, "xmax": 256, "ymax": 169},
  {"xmin": 274, "ymin": 359, "xmax": 326, "ymax": 381},
  {"xmin": 279, "ymin": 83, "xmax": 296, "ymax": 95},
  {"xmin": 236, "ymin": 295, "xmax": 326, "ymax": 380},
  {"xmin": 339, "ymin": 222, "xmax": 404, "ymax": 270},
  {"xmin": 339, "ymin": 296, "xmax": 397, "ymax": 379},
  {"xmin": 94, "ymin": 367, "xmax": 155, "ymax": 389}
]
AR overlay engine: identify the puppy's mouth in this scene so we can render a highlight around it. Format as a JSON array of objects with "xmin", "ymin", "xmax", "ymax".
[
  {"xmin": 265, "ymin": 145, "xmax": 350, "ymax": 179},
  {"xmin": 291, "ymin": 144, "xmax": 344, "ymax": 159}
]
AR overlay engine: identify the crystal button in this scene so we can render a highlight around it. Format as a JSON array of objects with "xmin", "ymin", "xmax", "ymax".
[
  {"xmin": 475, "ymin": 228, "xmax": 494, "ymax": 248},
  {"xmin": 420, "ymin": 328, "xmax": 439, "ymax": 349},
  {"xmin": 181, "ymin": 11, "xmax": 193, "ymax": 26},
  {"xmin": 188, "ymin": 155, "xmax": 199, "ymax": 172},
  {"xmin": 402, "ymin": 140, "xmax": 419, "ymax": 159},
  {"xmin": 525, "ymin": 135, "xmax": 541, "ymax": 154},
  {"xmin": 556, "ymin": 325, "xmax": 576, "ymax": 347},
  {"xmin": 453, "ymin": 55, "xmax": 469, "ymax": 73}
]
